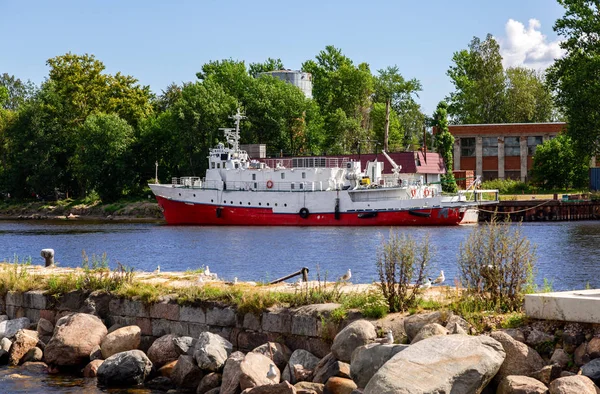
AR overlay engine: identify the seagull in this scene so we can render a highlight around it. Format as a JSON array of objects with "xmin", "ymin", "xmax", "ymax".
[
  {"xmin": 266, "ymin": 364, "xmax": 278, "ymax": 381},
  {"xmin": 340, "ymin": 269, "xmax": 352, "ymax": 282},
  {"xmin": 384, "ymin": 330, "xmax": 394, "ymax": 344},
  {"xmin": 432, "ymin": 270, "xmax": 445, "ymax": 285},
  {"xmin": 205, "ymin": 266, "xmax": 211, "ymax": 276},
  {"xmin": 153, "ymin": 265, "xmax": 160, "ymax": 274},
  {"xmin": 421, "ymin": 278, "xmax": 432, "ymax": 290},
  {"xmin": 234, "ymin": 277, "xmax": 238, "ymax": 285}
]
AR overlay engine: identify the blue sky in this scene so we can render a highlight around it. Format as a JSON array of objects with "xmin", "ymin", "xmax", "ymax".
[{"xmin": 1, "ymin": 0, "xmax": 566, "ymax": 115}]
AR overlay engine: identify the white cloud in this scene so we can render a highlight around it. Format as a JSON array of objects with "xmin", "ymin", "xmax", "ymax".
[{"xmin": 498, "ymin": 18, "xmax": 565, "ymax": 70}]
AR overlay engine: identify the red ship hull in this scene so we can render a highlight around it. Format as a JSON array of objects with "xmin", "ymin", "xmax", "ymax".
[{"xmin": 156, "ymin": 196, "xmax": 466, "ymax": 226}]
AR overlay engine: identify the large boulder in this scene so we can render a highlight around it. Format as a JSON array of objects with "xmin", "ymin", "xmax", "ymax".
[
  {"xmin": 239, "ymin": 351, "xmax": 280, "ymax": 390},
  {"xmin": 83, "ymin": 359, "xmax": 104, "ymax": 378},
  {"xmin": 551, "ymin": 349, "xmax": 571, "ymax": 369},
  {"xmin": 8, "ymin": 329, "xmax": 39, "ymax": 366},
  {"xmin": 295, "ymin": 381, "xmax": 324, "ymax": 394},
  {"xmin": 22, "ymin": 347, "xmax": 43, "ymax": 363},
  {"xmin": 350, "ymin": 343, "xmax": 408, "ymax": 388},
  {"xmin": 158, "ymin": 360, "xmax": 177, "ymax": 377},
  {"xmin": 36, "ymin": 318, "xmax": 54, "ymax": 338},
  {"xmin": 252, "ymin": 342, "xmax": 292, "ymax": 371},
  {"xmin": 581, "ymin": 359, "xmax": 600, "ymax": 386},
  {"xmin": 331, "ymin": 320, "xmax": 377, "ymax": 363},
  {"xmin": 0, "ymin": 337, "xmax": 12, "ymax": 352},
  {"xmin": 194, "ymin": 332, "xmax": 232, "ymax": 372},
  {"xmin": 403, "ymin": 311, "xmax": 447, "ymax": 341},
  {"xmin": 97, "ymin": 349, "xmax": 152, "ymax": 387},
  {"xmin": 0, "ymin": 317, "xmax": 31, "ymax": 340},
  {"xmin": 282, "ymin": 349, "xmax": 320, "ymax": 384},
  {"xmin": 147, "ymin": 334, "xmax": 180, "ymax": 367},
  {"xmin": 497, "ymin": 375, "xmax": 549, "ymax": 394},
  {"xmin": 312, "ymin": 353, "xmax": 351, "ymax": 384},
  {"xmin": 325, "ymin": 377, "xmax": 357, "ymax": 394},
  {"xmin": 173, "ymin": 336, "xmax": 196, "ymax": 356},
  {"xmin": 221, "ymin": 351, "xmax": 245, "ymax": 394},
  {"xmin": 100, "ymin": 325, "xmax": 141, "ymax": 359},
  {"xmin": 410, "ymin": 323, "xmax": 449, "ymax": 344},
  {"xmin": 490, "ymin": 331, "xmax": 546, "ymax": 383},
  {"xmin": 171, "ymin": 354, "xmax": 203, "ymax": 388},
  {"xmin": 44, "ymin": 313, "xmax": 107, "ymax": 366},
  {"xmin": 240, "ymin": 380, "xmax": 295, "ymax": 394},
  {"xmin": 197, "ymin": 372, "xmax": 222, "ymax": 394},
  {"xmin": 364, "ymin": 334, "xmax": 505, "ymax": 394},
  {"xmin": 549, "ymin": 375, "xmax": 600, "ymax": 394}
]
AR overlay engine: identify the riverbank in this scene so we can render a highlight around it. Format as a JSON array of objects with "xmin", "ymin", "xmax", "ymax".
[{"xmin": 0, "ymin": 200, "xmax": 163, "ymax": 222}]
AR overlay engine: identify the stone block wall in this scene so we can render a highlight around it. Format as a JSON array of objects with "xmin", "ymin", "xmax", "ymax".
[{"xmin": 2, "ymin": 290, "xmax": 353, "ymax": 358}]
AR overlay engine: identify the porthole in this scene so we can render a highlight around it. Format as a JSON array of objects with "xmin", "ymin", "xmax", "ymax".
[
  {"xmin": 211, "ymin": 199, "xmax": 214, "ymax": 202},
  {"xmin": 284, "ymin": 203, "xmax": 287, "ymax": 207},
  {"xmin": 179, "ymin": 193, "xmax": 181, "ymax": 196},
  {"xmin": 267, "ymin": 203, "xmax": 270, "ymax": 206},
  {"xmin": 239, "ymin": 201, "xmax": 242, "ymax": 205},
  {"xmin": 275, "ymin": 203, "xmax": 278, "ymax": 206},
  {"xmin": 248, "ymin": 202, "xmax": 251, "ymax": 205},
  {"xmin": 259, "ymin": 202, "xmax": 262, "ymax": 206},
  {"xmin": 193, "ymin": 194, "xmax": 196, "ymax": 197}
]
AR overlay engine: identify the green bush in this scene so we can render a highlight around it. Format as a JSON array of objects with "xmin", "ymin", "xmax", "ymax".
[{"xmin": 481, "ymin": 179, "xmax": 531, "ymax": 194}]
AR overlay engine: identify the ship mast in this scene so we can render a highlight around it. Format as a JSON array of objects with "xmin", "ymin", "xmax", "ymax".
[{"xmin": 219, "ymin": 109, "xmax": 246, "ymax": 152}]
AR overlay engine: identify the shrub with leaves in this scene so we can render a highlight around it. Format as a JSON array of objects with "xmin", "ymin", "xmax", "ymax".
[
  {"xmin": 458, "ymin": 217, "xmax": 536, "ymax": 312},
  {"xmin": 376, "ymin": 232, "xmax": 431, "ymax": 312}
]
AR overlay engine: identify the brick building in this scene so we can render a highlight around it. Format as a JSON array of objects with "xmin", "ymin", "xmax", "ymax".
[{"xmin": 448, "ymin": 123, "xmax": 566, "ymax": 182}]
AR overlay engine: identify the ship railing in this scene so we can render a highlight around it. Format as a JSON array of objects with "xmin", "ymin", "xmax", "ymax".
[
  {"xmin": 454, "ymin": 189, "xmax": 500, "ymax": 204},
  {"xmin": 170, "ymin": 178, "xmax": 332, "ymax": 192},
  {"xmin": 171, "ymin": 177, "xmax": 202, "ymax": 187},
  {"xmin": 261, "ymin": 157, "xmax": 349, "ymax": 169}
]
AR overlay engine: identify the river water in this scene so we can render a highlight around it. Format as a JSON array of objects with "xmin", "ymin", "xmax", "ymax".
[{"xmin": 0, "ymin": 220, "xmax": 599, "ymax": 392}]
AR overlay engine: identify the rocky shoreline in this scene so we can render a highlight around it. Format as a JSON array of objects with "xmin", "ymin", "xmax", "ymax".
[
  {"xmin": 0, "ymin": 200, "xmax": 163, "ymax": 222},
  {"xmin": 2, "ymin": 308, "xmax": 600, "ymax": 393}
]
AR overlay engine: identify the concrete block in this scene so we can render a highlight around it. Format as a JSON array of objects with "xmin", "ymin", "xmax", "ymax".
[
  {"xmin": 206, "ymin": 307, "xmax": 236, "ymax": 326},
  {"xmin": 237, "ymin": 330, "xmax": 269, "ymax": 352},
  {"xmin": 6, "ymin": 305, "xmax": 24, "ymax": 320},
  {"xmin": 180, "ymin": 306, "xmax": 206, "ymax": 324},
  {"xmin": 262, "ymin": 309, "xmax": 292, "ymax": 334},
  {"xmin": 242, "ymin": 313, "xmax": 261, "ymax": 331},
  {"xmin": 23, "ymin": 291, "xmax": 48, "ymax": 310},
  {"xmin": 6, "ymin": 292, "xmax": 23, "ymax": 307},
  {"xmin": 108, "ymin": 298, "xmax": 149, "ymax": 318},
  {"xmin": 291, "ymin": 314, "xmax": 318, "ymax": 337},
  {"xmin": 135, "ymin": 317, "xmax": 153, "ymax": 336},
  {"xmin": 24, "ymin": 308, "xmax": 40, "ymax": 323},
  {"xmin": 57, "ymin": 291, "xmax": 87, "ymax": 311},
  {"xmin": 152, "ymin": 319, "xmax": 172, "ymax": 337},
  {"xmin": 208, "ymin": 326, "xmax": 232, "ymax": 342},
  {"xmin": 168, "ymin": 321, "xmax": 189, "ymax": 336},
  {"xmin": 149, "ymin": 302, "xmax": 179, "ymax": 321},
  {"xmin": 525, "ymin": 290, "xmax": 600, "ymax": 323}
]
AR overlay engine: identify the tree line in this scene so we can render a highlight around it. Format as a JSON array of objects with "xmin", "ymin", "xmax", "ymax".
[{"xmin": 5, "ymin": 7, "xmax": 588, "ymax": 202}]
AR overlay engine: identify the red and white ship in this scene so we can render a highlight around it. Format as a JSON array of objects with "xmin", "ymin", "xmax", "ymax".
[{"xmin": 150, "ymin": 111, "xmax": 498, "ymax": 226}]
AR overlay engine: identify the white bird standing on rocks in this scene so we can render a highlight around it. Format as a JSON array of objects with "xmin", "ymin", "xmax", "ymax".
[
  {"xmin": 385, "ymin": 330, "xmax": 394, "ymax": 344},
  {"xmin": 234, "ymin": 277, "xmax": 238, "ymax": 285},
  {"xmin": 266, "ymin": 364, "xmax": 277, "ymax": 381},
  {"xmin": 340, "ymin": 269, "xmax": 352, "ymax": 282},
  {"xmin": 420, "ymin": 277, "xmax": 432, "ymax": 291},
  {"xmin": 432, "ymin": 270, "xmax": 445, "ymax": 285},
  {"xmin": 205, "ymin": 266, "xmax": 211, "ymax": 276},
  {"xmin": 154, "ymin": 265, "xmax": 160, "ymax": 274}
]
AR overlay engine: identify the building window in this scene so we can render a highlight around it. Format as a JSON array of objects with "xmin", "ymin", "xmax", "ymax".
[
  {"xmin": 527, "ymin": 136, "xmax": 543, "ymax": 155},
  {"xmin": 504, "ymin": 137, "xmax": 520, "ymax": 156},
  {"xmin": 482, "ymin": 137, "xmax": 498, "ymax": 157},
  {"xmin": 461, "ymin": 138, "xmax": 475, "ymax": 157}
]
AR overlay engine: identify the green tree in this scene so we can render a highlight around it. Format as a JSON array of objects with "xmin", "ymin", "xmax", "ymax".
[
  {"xmin": 374, "ymin": 66, "xmax": 421, "ymax": 151},
  {"xmin": 370, "ymin": 103, "xmax": 402, "ymax": 152},
  {"xmin": 248, "ymin": 58, "xmax": 284, "ymax": 77},
  {"xmin": 0, "ymin": 73, "xmax": 36, "ymax": 111},
  {"xmin": 432, "ymin": 102, "xmax": 458, "ymax": 192},
  {"xmin": 547, "ymin": 0, "xmax": 600, "ymax": 156},
  {"xmin": 505, "ymin": 67, "xmax": 554, "ymax": 123},
  {"xmin": 74, "ymin": 114, "xmax": 135, "ymax": 201},
  {"xmin": 396, "ymin": 99, "xmax": 426, "ymax": 150},
  {"xmin": 447, "ymin": 34, "xmax": 506, "ymax": 124},
  {"xmin": 531, "ymin": 133, "xmax": 588, "ymax": 190}
]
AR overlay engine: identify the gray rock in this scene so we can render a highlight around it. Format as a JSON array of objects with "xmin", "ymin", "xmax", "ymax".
[
  {"xmin": 100, "ymin": 325, "xmax": 141, "ymax": 359},
  {"xmin": 0, "ymin": 315, "xmax": 8, "ymax": 322},
  {"xmin": 497, "ymin": 375, "xmax": 548, "ymax": 394},
  {"xmin": 36, "ymin": 318, "xmax": 54, "ymax": 337},
  {"xmin": 0, "ymin": 317, "xmax": 31, "ymax": 339},
  {"xmin": 527, "ymin": 329, "xmax": 555, "ymax": 347},
  {"xmin": 410, "ymin": 322, "xmax": 449, "ymax": 344},
  {"xmin": 403, "ymin": 311, "xmax": 447, "ymax": 341},
  {"xmin": 531, "ymin": 364, "xmax": 562, "ymax": 386},
  {"xmin": 312, "ymin": 353, "xmax": 351, "ymax": 384},
  {"xmin": 294, "ymin": 381, "xmax": 324, "ymax": 394},
  {"xmin": 90, "ymin": 345, "xmax": 102, "ymax": 361},
  {"xmin": 364, "ymin": 334, "xmax": 505, "ymax": 394},
  {"xmin": 282, "ymin": 349, "xmax": 320, "ymax": 384},
  {"xmin": 331, "ymin": 320, "xmax": 377, "ymax": 363},
  {"xmin": 194, "ymin": 332, "xmax": 232, "ymax": 372},
  {"xmin": 0, "ymin": 337, "xmax": 11, "ymax": 352},
  {"xmin": 445, "ymin": 315, "xmax": 470, "ymax": 334},
  {"xmin": 241, "ymin": 381, "xmax": 295, "ymax": 393},
  {"xmin": 350, "ymin": 343, "xmax": 408, "ymax": 388},
  {"xmin": 173, "ymin": 336, "xmax": 196, "ymax": 355},
  {"xmin": 549, "ymin": 375, "xmax": 600, "ymax": 394},
  {"xmin": 147, "ymin": 334, "xmax": 180, "ymax": 368},
  {"xmin": 97, "ymin": 349, "xmax": 153, "ymax": 387},
  {"xmin": 239, "ymin": 351, "xmax": 280, "ymax": 390},
  {"xmin": 171, "ymin": 355, "xmax": 203, "ymax": 388},
  {"xmin": 582, "ymin": 358, "xmax": 600, "ymax": 386},
  {"xmin": 196, "ymin": 372, "xmax": 221, "ymax": 394},
  {"xmin": 252, "ymin": 342, "xmax": 292, "ymax": 371},
  {"xmin": 220, "ymin": 351, "xmax": 245, "ymax": 394},
  {"xmin": 576, "ymin": 342, "xmax": 591, "ymax": 367},
  {"xmin": 490, "ymin": 331, "xmax": 545, "ymax": 383},
  {"xmin": 8, "ymin": 329, "xmax": 38, "ymax": 366},
  {"xmin": 500, "ymin": 328, "xmax": 527, "ymax": 343},
  {"xmin": 21, "ymin": 347, "xmax": 43, "ymax": 363},
  {"xmin": 551, "ymin": 348, "xmax": 571, "ymax": 369},
  {"xmin": 145, "ymin": 376, "xmax": 175, "ymax": 391}
]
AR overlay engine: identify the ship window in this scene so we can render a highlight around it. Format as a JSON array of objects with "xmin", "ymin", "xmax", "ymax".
[
  {"xmin": 267, "ymin": 203, "xmax": 270, "ymax": 206},
  {"xmin": 217, "ymin": 163, "xmax": 221, "ymax": 169},
  {"xmin": 252, "ymin": 174, "xmax": 256, "ymax": 181},
  {"xmin": 291, "ymin": 183, "xmax": 295, "ymax": 190},
  {"xmin": 284, "ymin": 203, "xmax": 287, "ymax": 207},
  {"xmin": 235, "ymin": 163, "xmax": 239, "ymax": 169},
  {"xmin": 253, "ymin": 182, "xmax": 257, "ymax": 189},
  {"xmin": 281, "ymin": 173, "xmax": 285, "ymax": 179},
  {"xmin": 259, "ymin": 202, "xmax": 262, "ymax": 206},
  {"xmin": 248, "ymin": 202, "xmax": 251, "ymax": 205},
  {"xmin": 302, "ymin": 172, "xmax": 306, "ymax": 179},
  {"xmin": 211, "ymin": 162, "xmax": 215, "ymax": 169},
  {"xmin": 239, "ymin": 201, "xmax": 242, "ymax": 205},
  {"xmin": 193, "ymin": 194, "xmax": 196, "ymax": 197},
  {"xmin": 275, "ymin": 203, "xmax": 278, "ymax": 206},
  {"xmin": 179, "ymin": 193, "xmax": 181, "ymax": 196},
  {"xmin": 299, "ymin": 183, "xmax": 304, "ymax": 189},
  {"xmin": 211, "ymin": 199, "xmax": 213, "ymax": 202}
]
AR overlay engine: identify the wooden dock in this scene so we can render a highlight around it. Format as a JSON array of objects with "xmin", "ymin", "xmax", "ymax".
[{"xmin": 478, "ymin": 198, "xmax": 600, "ymax": 222}]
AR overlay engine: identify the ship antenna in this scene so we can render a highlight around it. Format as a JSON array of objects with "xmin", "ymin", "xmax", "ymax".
[{"xmin": 219, "ymin": 108, "xmax": 246, "ymax": 152}]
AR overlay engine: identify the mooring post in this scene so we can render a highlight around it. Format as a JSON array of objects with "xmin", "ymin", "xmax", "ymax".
[
  {"xmin": 269, "ymin": 267, "xmax": 310, "ymax": 285},
  {"xmin": 41, "ymin": 249, "xmax": 54, "ymax": 267}
]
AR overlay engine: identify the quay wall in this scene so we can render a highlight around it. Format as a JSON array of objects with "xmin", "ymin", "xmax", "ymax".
[
  {"xmin": 479, "ymin": 200, "xmax": 600, "ymax": 222},
  {"xmin": 0, "ymin": 290, "xmax": 352, "ymax": 358}
]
